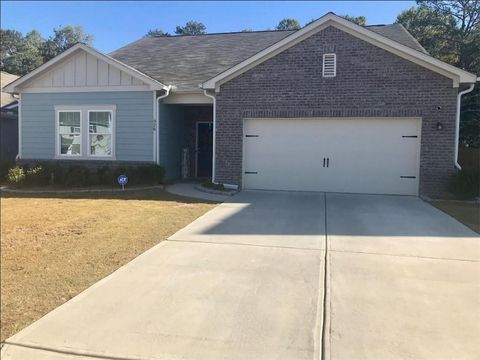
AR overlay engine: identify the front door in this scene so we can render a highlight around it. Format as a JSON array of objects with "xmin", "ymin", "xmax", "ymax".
[{"xmin": 196, "ymin": 122, "xmax": 213, "ymax": 178}]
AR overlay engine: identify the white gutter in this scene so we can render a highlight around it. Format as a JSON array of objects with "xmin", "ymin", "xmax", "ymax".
[
  {"xmin": 155, "ymin": 86, "xmax": 172, "ymax": 165},
  {"xmin": 454, "ymin": 80, "xmax": 477, "ymax": 169},
  {"xmin": 16, "ymin": 93, "xmax": 22, "ymax": 160},
  {"xmin": 203, "ymin": 90, "xmax": 217, "ymax": 183}
]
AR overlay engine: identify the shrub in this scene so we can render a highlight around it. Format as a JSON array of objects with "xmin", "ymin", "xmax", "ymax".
[
  {"xmin": 137, "ymin": 165, "xmax": 165, "ymax": 184},
  {"xmin": 51, "ymin": 165, "xmax": 66, "ymax": 185},
  {"xmin": 65, "ymin": 166, "xmax": 90, "ymax": 187},
  {"xmin": 202, "ymin": 181, "xmax": 225, "ymax": 191},
  {"xmin": 4, "ymin": 163, "xmax": 165, "ymax": 188},
  {"xmin": 0, "ymin": 160, "xmax": 14, "ymax": 182},
  {"xmin": 448, "ymin": 169, "xmax": 480, "ymax": 199},
  {"xmin": 24, "ymin": 165, "xmax": 51, "ymax": 186},
  {"xmin": 97, "ymin": 166, "xmax": 115, "ymax": 185},
  {"xmin": 7, "ymin": 166, "xmax": 26, "ymax": 185}
]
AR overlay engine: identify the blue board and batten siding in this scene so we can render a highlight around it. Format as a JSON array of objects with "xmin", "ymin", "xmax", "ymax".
[{"xmin": 21, "ymin": 91, "xmax": 154, "ymax": 162}]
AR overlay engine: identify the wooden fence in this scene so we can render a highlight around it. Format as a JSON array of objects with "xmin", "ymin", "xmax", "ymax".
[{"xmin": 459, "ymin": 147, "xmax": 480, "ymax": 170}]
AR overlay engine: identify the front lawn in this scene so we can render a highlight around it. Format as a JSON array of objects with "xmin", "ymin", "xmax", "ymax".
[
  {"xmin": 0, "ymin": 189, "xmax": 216, "ymax": 341},
  {"xmin": 430, "ymin": 200, "xmax": 480, "ymax": 234}
]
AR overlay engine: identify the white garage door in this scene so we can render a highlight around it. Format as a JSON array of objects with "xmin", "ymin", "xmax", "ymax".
[{"xmin": 243, "ymin": 118, "xmax": 421, "ymax": 195}]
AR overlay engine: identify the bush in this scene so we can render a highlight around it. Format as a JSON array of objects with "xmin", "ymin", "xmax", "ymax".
[
  {"xmin": 448, "ymin": 169, "xmax": 480, "ymax": 199},
  {"xmin": 7, "ymin": 166, "xmax": 26, "ymax": 185},
  {"xmin": 0, "ymin": 160, "xmax": 14, "ymax": 182},
  {"xmin": 24, "ymin": 165, "xmax": 51, "ymax": 186},
  {"xmin": 137, "ymin": 165, "xmax": 165, "ymax": 184},
  {"xmin": 3, "ymin": 163, "xmax": 165, "ymax": 188},
  {"xmin": 202, "ymin": 181, "xmax": 225, "ymax": 191},
  {"xmin": 51, "ymin": 165, "xmax": 67, "ymax": 186},
  {"xmin": 97, "ymin": 166, "xmax": 115, "ymax": 185},
  {"xmin": 65, "ymin": 166, "xmax": 90, "ymax": 187}
]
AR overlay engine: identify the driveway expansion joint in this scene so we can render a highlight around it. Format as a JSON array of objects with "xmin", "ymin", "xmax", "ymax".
[
  {"xmin": 166, "ymin": 238, "xmax": 323, "ymax": 251},
  {"xmin": 329, "ymin": 249, "xmax": 480, "ymax": 263},
  {"xmin": 3, "ymin": 341, "xmax": 149, "ymax": 360}
]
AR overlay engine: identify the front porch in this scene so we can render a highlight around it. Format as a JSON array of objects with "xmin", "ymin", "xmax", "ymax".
[{"xmin": 158, "ymin": 104, "xmax": 213, "ymax": 182}]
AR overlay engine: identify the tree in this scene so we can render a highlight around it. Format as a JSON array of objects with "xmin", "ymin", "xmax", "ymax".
[
  {"xmin": 276, "ymin": 18, "xmax": 301, "ymax": 30},
  {"xmin": 305, "ymin": 15, "xmax": 367, "ymax": 27},
  {"xmin": 145, "ymin": 29, "xmax": 171, "ymax": 37},
  {"xmin": 0, "ymin": 29, "xmax": 24, "ymax": 74},
  {"xmin": 397, "ymin": 5, "xmax": 459, "ymax": 64},
  {"xmin": 18, "ymin": 30, "xmax": 44, "ymax": 74},
  {"xmin": 397, "ymin": 1, "xmax": 480, "ymax": 147},
  {"xmin": 175, "ymin": 21, "xmax": 207, "ymax": 35},
  {"xmin": 342, "ymin": 15, "xmax": 367, "ymax": 26},
  {"xmin": 42, "ymin": 25, "xmax": 94, "ymax": 62}
]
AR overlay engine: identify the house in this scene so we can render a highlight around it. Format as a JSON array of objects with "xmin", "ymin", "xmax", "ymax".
[
  {"xmin": 1, "ymin": 72, "xmax": 20, "ymax": 161},
  {"xmin": 4, "ymin": 13, "xmax": 478, "ymax": 196}
]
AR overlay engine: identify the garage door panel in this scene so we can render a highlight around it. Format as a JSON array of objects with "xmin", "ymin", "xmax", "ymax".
[{"xmin": 243, "ymin": 118, "xmax": 420, "ymax": 195}]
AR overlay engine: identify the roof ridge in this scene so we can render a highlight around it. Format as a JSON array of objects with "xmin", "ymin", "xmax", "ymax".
[{"xmin": 151, "ymin": 29, "xmax": 295, "ymax": 38}]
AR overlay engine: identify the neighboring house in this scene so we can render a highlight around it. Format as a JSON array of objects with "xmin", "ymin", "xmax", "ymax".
[
  {"xmin": 1, "ymin": 72, "xmax": 20, "ymax": 161},
  {"xmin": 4, "ymin": 13, "xmax": 478, "ymax": 196}
]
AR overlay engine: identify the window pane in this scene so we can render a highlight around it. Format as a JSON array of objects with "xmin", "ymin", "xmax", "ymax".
[
  {"xmin": 90, "ymin": 134, "xmax": 112, "ymax": 156},
  {"xmin": 89, "ymin": 112, "xmax": 112, "ymax": 134},
  {"xmin": 60, "ymin": 134, "xmax": 81, "ymax": 155},
  {"xmin": 59, "ymin": 112, "xmax": 80, "ymax": 134}
]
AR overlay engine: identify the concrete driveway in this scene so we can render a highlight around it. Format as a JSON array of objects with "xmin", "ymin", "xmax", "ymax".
[{"xmin": 2, "ymin": 191, "xmax": 479, "ymax": 359}]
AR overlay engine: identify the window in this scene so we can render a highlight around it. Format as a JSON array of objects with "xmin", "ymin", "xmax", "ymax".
[
  {"xmin": 55, "ymin": 105, "xmax": 115, "ymax": 159},
  {"xmin": 89, "ymin": 111, "xmax": 113, "ymax": 156},
  {"xmin": 322, "ymin": 53, "xmax": 336, "ymax": 77},
  {"xmin": 58, "ymin": 111, "xmax": 81, "ymax": 155}
]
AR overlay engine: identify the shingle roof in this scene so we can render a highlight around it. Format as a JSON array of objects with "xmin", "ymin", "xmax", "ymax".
[
  {"xmin": 110, "ymin": 24, "xmax": 427, "ymax": 91},
  {"xmin": 1, "ymin": 72, "xmax": 19, "ymax": 107},
  {"xmin": 366, "ymin": 24, "xmax": 428, "ymax": 55}
]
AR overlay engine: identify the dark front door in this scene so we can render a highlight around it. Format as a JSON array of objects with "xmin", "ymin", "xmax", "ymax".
[{"xmin": 196, "ymin": 122, "xmax": 213, "ymax": 178}]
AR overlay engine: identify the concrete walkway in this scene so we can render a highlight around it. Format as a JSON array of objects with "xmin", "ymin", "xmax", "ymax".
[
  {"xmin": 2, "ymin": 191, "xmax": 479, "ymax": 359},
  {"xmin": 165, "ymin": 182, "xmax": 233, "ymax": 202}
]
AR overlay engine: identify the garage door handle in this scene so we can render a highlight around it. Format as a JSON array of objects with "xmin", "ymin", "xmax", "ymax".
[
  {"xmin": 323, "ymin": 158, "xmax": 326, "ymax": 167},
  {"xmin": 327, "ymin": 158, "xmax": 330, "ymax": 167}
]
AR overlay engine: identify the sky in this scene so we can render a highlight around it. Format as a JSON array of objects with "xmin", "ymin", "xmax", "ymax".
[{"xmin": 2, "ymin": 1, "xmax": 416, "ymax": 53}]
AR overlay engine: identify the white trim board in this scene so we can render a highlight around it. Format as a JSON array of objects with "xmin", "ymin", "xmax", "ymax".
[
  {"xmin": 201, "ymin": 13, "xmax": 476, "ymax": 90},
  {"xmin": 20, "ymin": 86, "xmax": 153, "ymax": 93},
  {"xmin": 5, "ymin": 44, "xmax": 167, "ymax": 93},
  {"xmin": 54, "ymin": 104, "xmax": 117, "ymax": 161},
  {"xmin": 163, "ymin": 92, "xmax": 213, "ymax": 104}
]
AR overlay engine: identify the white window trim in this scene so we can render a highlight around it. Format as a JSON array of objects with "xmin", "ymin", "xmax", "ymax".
[
  {"xmin": 87, "ymin": 109, "xmax": 115, "ymax": 158},
  {"xmin": 54, "ymin": 105, "xmax": 116, "ymax": 160},
  {"xmin": 322, "ymin": 53, "xmax": 336, "ymax": 78},
  {"xmin": 56, "ymin": 110, "xmax": 82, "ymax": 158}
]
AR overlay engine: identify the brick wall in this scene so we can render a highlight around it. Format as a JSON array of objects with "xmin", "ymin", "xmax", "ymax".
[{"xmin": 215, "ymin": 26, "xmax": 458, "ymax": 197}]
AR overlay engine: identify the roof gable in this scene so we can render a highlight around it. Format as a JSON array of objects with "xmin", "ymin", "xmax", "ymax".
[
  {"xmin": 201, "ymin": 13, "xmax": 476, "ymax": 90},
  {"xmin": 4, "ymin": 44, "xmax": 167, "ymax": 93}
]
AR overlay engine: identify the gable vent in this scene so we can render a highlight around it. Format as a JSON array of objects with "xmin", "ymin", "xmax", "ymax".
[{"xmin": 322, "ymin": 53, "xmax": 336, "ymax": 77}]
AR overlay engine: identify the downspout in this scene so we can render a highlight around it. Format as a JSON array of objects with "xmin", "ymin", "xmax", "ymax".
[
  {"xmin": 16, "ymin": 93, "xmax": 22, "ymax": 160},
  {"xmin": 155, "ymin": 86, "xmax": 172, "ymax": 165},
  {"xmin": 454, "ymin": 81, "xmax": 477, "ymax": 169},
  {"xmin": 203, "ymin": 90, "xmax": 217, "ymax": 183}
]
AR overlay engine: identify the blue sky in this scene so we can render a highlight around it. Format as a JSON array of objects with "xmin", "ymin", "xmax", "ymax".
[{"xmin": 2, "ymin": 1, "xmax": 416, "ymax": 53}]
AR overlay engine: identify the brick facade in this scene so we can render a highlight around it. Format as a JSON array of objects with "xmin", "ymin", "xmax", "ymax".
[{"xmin": 215, "ymin": 26, "xmax": 458, "ymax": 197}]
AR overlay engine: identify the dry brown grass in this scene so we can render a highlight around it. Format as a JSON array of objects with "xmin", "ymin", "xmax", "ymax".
[{"xmin": 0, "ymin": 189, "xmax": 216, "ymax": 341}]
